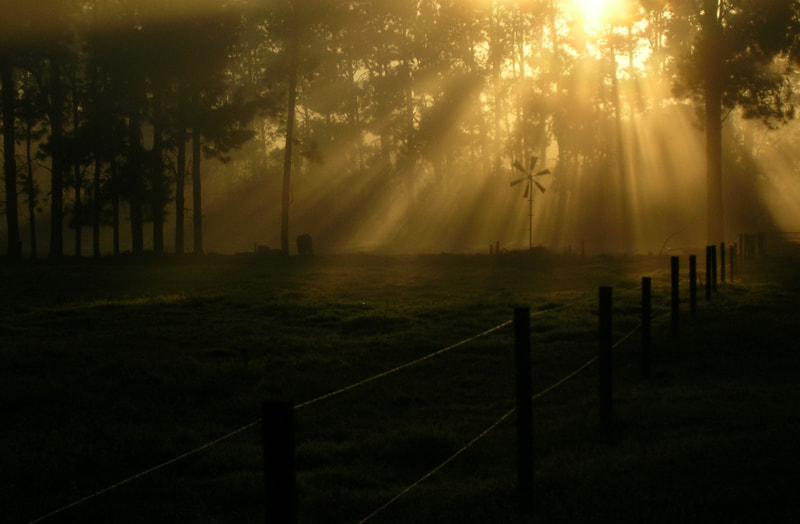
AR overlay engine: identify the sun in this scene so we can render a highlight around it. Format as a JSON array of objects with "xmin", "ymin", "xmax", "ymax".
[{"xmin": 572, "ymin": 0, "xmax": 619, "ymax": 23}]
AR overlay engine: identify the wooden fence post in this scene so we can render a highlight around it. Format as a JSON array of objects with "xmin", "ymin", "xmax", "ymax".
[
  {"xmin": 599, "ymin": 287, "xmax": 613, "ymax": 431},
  {"xmin": 711, "ymin": 244, "xmax": 718, "ymax": 292},
  {"xmin": 720, "ymin": 242, "xmax": 726, "ymax": 283},
  {"xmin": 705, "ymin": 246, "xmax": 712, "ymax": 301},
  {"xmin": 263, "ymin": 401, "xmax": 297, "ymax": 524},
  {"xmin": 730, "ymin": 244, "xmax": 736, "ymax": 283},
  {"xmin": 689, "ymin": 255, "xmax": 697, "ymax": 318},
  {"xmin": 641, "ymin": 277, "xmax": 651, "ymax": 379},
  {"xmin": 514, "ymin": 307, "xmax": 533, "ymax": 514},
  {"xmin": 671, "ymin": 256, "xmax": 679, "ymax": 337}
]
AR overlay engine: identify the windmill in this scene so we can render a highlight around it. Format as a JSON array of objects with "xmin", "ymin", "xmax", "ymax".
[{"xmin": 510, "ymin": 156, "xmax": 550, "ymax": 250}]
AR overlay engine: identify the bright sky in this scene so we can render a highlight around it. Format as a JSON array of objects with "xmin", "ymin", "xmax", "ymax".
[{"xmin": 572, "ymin": 0, "xmax": 626, "ymax": 21}]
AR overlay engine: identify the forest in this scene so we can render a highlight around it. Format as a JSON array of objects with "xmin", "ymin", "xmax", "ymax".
[{"xmin": 2, "ymin": 0, "xmax": 800, "ymax": 258}]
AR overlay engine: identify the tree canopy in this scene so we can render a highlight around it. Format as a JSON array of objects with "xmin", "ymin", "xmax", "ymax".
[{"xmin": 2, "ymin": 0, "xmax": 799, "ymax": 257}]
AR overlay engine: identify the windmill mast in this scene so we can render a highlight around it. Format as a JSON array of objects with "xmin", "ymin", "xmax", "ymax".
[
  {"xmin": 511, "ymin": 156, "xmax": 550, "ymax": 251},
  {"xmin": 528, "ymin": 181, "xmax": 534, "ymax": 249}
]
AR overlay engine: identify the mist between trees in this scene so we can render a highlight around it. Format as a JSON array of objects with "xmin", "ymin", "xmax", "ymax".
[{"xmin": 2, "ymin": 1, "xmax": 800, "ymax": 259}]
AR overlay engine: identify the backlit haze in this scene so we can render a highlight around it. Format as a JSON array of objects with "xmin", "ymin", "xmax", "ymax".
[{"xmin": 4, "ymin": 0, "xmax": 800, "ymax": 256}]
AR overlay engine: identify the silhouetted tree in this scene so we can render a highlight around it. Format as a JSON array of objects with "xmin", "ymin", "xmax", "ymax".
[
  {"xmin": 667, "ymin": 0, "xmax": 800, "ymax": 244},
  {"xmin": 16, "ymin": 69, "xmax": 48, "ymax": 259},
  {"xmin": 1, "ymin": 54, "xmax": 21, "ymax": 258}
]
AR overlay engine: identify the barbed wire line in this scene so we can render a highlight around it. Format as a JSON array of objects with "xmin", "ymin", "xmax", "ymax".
[
  {"xmin": 357, "ymin": 357, "xmax": 599, "ymax": 524},
  {"xmin": 296, "ymin": 319, "xmax": 513, "ymax": 409},
  {"xmin": 358, "ymin": 319, "xmax": 645, "ymax": 523},
  {"xmin": 25, "ymin": 292, "xmax": 605, "ymax": 524},
  {"xmin": 357, "ymin": 402, "xmax": 516, "ymax": 524},
  {"xmin": 26, "ymin": 314, "xmax": 525, "ymax": 523},
  {"xmin": 297, "ymin": 294, "xmax": 596, "ymax": 410},
  {"xmin": 28, "ymin": 419, "xmax": 260, "ymax": 524}
]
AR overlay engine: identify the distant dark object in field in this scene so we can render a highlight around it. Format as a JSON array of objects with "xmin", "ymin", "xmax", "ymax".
[
  {"xmin": 297, "ymin": 234, "xmax": 313, "ymax": 256},
  {"xmin": 254, "ymin": 243, "xmax": 283, "ymax": 256}
]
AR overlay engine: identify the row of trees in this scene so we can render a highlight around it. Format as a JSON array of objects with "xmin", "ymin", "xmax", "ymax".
[
  {"xmin": 2, "ymin": 1, "xmax": 800, "ymax": 258},
  {"xmin": 1, "ymin": 1, "xmax": 268, "ymax": 259}
]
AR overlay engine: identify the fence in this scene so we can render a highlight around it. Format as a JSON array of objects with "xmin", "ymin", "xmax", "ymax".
[
  {"xmin": 738, "ymin": 231, "xmax": 800, "ymax": 258},
  {"xmin": 28, "ymin": 243, "xmax": 744, "ymax": 524}
]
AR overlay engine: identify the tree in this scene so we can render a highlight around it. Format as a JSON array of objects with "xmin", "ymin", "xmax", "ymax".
[
  {"xmin": 668, "ymin": 0, "xmax": 800, "ymax": 244},
  {"xmin": 1, "ymin": 55, "xmax": 21, "ymax": 258},
  {"xmin": 16, "ymin": 69, "xmax": 48, "ymax": 259},
  {"xmin": 258, "ymin": 0, "xmax": 339, "ymax": 255},
  {"xmin": 8, "ymin": 0, "xmax": 83, "ymax": 260},
  {"xmin": 176, "ymin": 9, "xmax": 253, "ymax": 255}
]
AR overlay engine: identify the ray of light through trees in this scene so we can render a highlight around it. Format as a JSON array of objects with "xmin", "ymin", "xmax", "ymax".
[{"xmin": 1, "ymin": 0, "xmax": 800, "ymax": 257}]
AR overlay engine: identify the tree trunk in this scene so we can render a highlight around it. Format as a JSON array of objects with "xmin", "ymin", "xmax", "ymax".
[
  {"xmin": 703, "ymin": 0, "xmax": 724, "ymax": 245},
  {"xmin": 705, "ymin": 80, "xmax": 724, "ymax": 245},
  {"xmin": 48, "ymin": 54, "xmax": 64, "ymax": 259},
  {"xmin": 192, "ymin": 126, "xmax": 203, "ymax": 254},
  {"xmin": 72, "ymin": 84, "xmax": 82, "ymax": 257},
  {"xmin": 281, "ymin": 27, "xmax": 300, "ymax": 256},
  {"xmin": 151, "ymin": 115, "xmax": 165, "ymax": 255},
  {"xmin": 491, "ymin": 3, "xmax": 503, "ymax": 176},
  {"xmin": 110, "ymin": 158, "xmax": 120, "ymax": 256},
  {"xmin": 611, "ymin": 57, "xmax": 632, "ymax": 252},
  {"xmin": 73, "ymin": 163, "xmax": 82, "ymax": 257},
  {"xmin": 175, "ymin": 125, "xmax": 186, "ymax": 255},
  {"xmin": 92, "ymin": 158, "xmax": 101, "ymax": 257},
  {"xmin": 516, "ymin": 12, "xmax": 526, "ymax": 160},
  {"xmin": 128, "ymin": 98, "xmax": 144, "ymax": 255},
  {"xmin": 1, "ymin": 62, "xmax": 21, "ymax": 259},
  {"xmin": 25, "ymin": 121, "xmax": 37, "ymax": 259}
]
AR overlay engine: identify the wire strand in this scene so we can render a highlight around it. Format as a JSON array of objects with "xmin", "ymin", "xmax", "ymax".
[
  {"xmin": 28, "ymin": 420, "xmax": 260, "ymax": 524},
  {"xmin": 357, "ymin": 320, "xmax": 644, "ymax": 523},
  {"xmin": 25, "ymin": 292, "xmax": 609, "ymax": 523}
]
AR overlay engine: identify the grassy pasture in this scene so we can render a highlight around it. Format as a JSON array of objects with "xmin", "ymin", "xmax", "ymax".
[{"xmin": 1, "ymin": 253, "xmax": 798, "ymax": 523}]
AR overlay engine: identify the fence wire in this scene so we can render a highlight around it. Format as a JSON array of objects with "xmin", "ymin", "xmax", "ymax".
[
  {"xmin": 358, "ymin": 315, "xmax": 652, "ymax": 523},
  {"xmin": 27, "ymin": 287, "xmax": 659, "ymax": 524},
  {"xmin": 27, "ymin": 420, "xmax": 260, "ymax": 524}
]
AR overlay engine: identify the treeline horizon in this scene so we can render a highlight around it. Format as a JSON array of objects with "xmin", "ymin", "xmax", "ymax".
[{"xmin": 2, "ymin": 1, "xmax": 800, "ymax": 259}]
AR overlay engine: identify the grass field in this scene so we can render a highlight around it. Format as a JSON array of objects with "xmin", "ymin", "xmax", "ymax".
[{"xmin": 1, "ymin": 252, "xmax": 798, "ymax": 523}]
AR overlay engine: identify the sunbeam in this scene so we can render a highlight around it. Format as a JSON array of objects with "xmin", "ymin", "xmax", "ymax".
[{"xmin": 3, "ymin": 0, "xmax": 800, "ymax": 258}]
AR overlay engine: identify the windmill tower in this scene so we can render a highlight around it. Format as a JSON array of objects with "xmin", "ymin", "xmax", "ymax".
[{"xmin": 510, "ymin": 156, "xmax": 550, "ymax": 250}]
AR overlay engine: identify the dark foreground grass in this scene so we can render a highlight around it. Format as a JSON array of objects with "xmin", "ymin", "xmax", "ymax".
[{"xmin": 1, "ymin": 253, "xmax": 798, "ymax": 523}]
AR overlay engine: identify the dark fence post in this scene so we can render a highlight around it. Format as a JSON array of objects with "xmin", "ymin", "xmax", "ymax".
[
  {"xmin": 689, "ymin": 255, "xmax": 697, "ymax": 318},
  {"xmin": 514, "ymin": 307, "xmax": 533, "ymax": 514},
  {"xmin": 720, "ymin": 242, "xmax": 726, "ymax": 283},
  {"xmin": 705, "ymin": 246, "xmax": 712, "ymax": 301},
  {"xmin": 599, "ymin": 287, "xmax": 613, "ymax": 431},
  {"xmin": 263, "ymin": 402, "xmax": 297, "ymax": 524},
  {"xmin": 671, "ymin": 256, "xmax": 679, "ymax": 337},
  {"xmin": 711, "ymin": 245, "xmax": 718, "ymax": 292},
  {"xmin": 730, "ymin": 244, "xmax": 736, "ymax": 283},
  {"xmin": 641, "ymin": 278, "xmax": 651, "ymax": 379}
]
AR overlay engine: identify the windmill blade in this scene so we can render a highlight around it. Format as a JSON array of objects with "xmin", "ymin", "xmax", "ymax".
[
  {"xmin": 535, "ymin": 168, "xmax": 551, "ymax": 177},
  {"xmin": 510, "ymin": 177, "xmax": 527, "ymax": 187},
  {"xmin": 512, "ymin": 160, "xmax": 527, "ymax": 174},
  {"xmin": 529, "ymin": 156, "xmax": 538, "ymax": 172},
  {"xmin": 533, "ymin": 180, "xmax": 546, "ymax": 193},
  {"xmin": 523, "ymin": 182, "xmax": 530, "ymax": 198}
]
